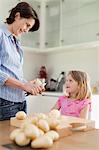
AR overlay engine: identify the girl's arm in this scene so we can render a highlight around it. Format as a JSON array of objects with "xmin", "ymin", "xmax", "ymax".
[
  {"xmin": 51, "ymin": 103, "xmax": 59, "ymax": 110},
  {"xmin": 79, "ymin": 105, "xmax": 90, "ymax": 119},
  {"xmin": 51, "ymin": 96, "xmax": 62, "ymax": 111},
  {"xmin": 51, "ymin": 102, "xmax": 61, "ymax": 110}
]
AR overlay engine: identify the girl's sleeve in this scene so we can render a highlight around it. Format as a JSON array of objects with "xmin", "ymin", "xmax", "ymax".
[
  {"xmin": 57, "ymin": 96, "xmax": 63, "ymax": 109},
  {"xmin": 79, "ymin": 99, "xmax": 91, "ymax": 112}
]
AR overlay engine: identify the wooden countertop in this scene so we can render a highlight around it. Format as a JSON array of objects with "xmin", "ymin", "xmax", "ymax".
[{"xmin": 0, "ymin": 120, "xmax": 99, "ymax": 150}]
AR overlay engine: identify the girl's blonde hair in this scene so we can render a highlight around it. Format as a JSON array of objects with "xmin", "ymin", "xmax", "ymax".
[{"xmin": 67, "ymin": 70, "xmax": 92, "ymax": 100}]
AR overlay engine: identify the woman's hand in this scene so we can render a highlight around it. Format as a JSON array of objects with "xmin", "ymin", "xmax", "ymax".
[
  {"xmin": 23, "ymin": 81, "xmax": 44, "ymax": 95},
  {"xmin": 5, "ymin": 77, "xmax": 45, "ymax": 95}
]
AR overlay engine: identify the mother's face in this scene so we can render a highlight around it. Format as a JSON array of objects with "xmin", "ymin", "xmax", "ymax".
[{"xmin": 12, "ymin": 13, "xmax": 35, "ymax": 36}]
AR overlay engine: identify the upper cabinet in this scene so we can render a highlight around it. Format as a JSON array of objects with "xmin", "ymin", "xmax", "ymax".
[
  {"xmin": 20, "ymin": 0, "xmax": 40, "ymax": 49},
  {"xmin": 22, "ymin": 0, "xmax": 99, "ymax": 51},
  {"xmin": 0, "ymin": 0, "xmax": 99, "ymax": 52},
  {"xmin": 61, "ymin": 0, "xmax": 99, "ymax": 46}
]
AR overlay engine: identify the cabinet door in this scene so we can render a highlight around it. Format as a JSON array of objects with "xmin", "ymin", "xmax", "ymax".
[
  {"xmin": 61, "ymin": 0, "xmax": 99, "ymax": 46},
  {"xmin": 20, "ymin": 0, "xmax": 40, "ymax": 48},
  {"xmin": 27, "ymin": 95, "xmax": 58, "ymax": 115},
  {"xmin": 0, "ymin": 0, "xmax": 19, "ymax": 23},
  {"xmin": 45, "ymin": 0, "xmax": 60, "ymax": 48}
]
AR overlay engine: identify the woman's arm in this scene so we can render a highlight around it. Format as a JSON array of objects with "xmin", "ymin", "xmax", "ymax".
[{"xmin": 5, "ymin": 77, "xmax": 43, "ymax": 95}]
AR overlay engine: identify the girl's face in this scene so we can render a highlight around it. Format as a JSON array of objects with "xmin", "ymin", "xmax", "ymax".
[
  {"xmin": 11, "ymin": 13, "xmax": 35, "ymax": 36},
  {"xmin": 65, "ymin": 74, "xmax": 79, "ymax": 96}
]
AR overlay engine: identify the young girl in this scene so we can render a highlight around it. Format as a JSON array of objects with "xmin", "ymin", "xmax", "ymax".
[{"xmin": 52, "ymin": 70, "xmax": 92, "ymax": 119}]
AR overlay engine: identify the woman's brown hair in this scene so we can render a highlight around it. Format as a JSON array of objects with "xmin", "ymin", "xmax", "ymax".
[{"xmin": 6, "ymin": 2, "xmax": 40, "ymax": 32}]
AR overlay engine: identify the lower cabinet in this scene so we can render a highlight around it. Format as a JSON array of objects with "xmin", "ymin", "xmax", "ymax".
[
  {"xmin": 27, "ymin": 94, "xmax": 99, "ymax": 129},
  {"xmin": 27, "ymin": 95, "xmax": 58, "ymax": 115}
]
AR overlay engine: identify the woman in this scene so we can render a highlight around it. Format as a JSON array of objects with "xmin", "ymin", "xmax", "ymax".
[{"xmin": 0, "ymin": 2, "xmax": 43, "ymax": 120}]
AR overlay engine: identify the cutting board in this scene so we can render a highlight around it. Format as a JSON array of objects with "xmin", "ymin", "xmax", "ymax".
[
  {"xmin": 10, "ymin": 116, "xmax": 72, "ymax": 138},
  {"xmin": 10, "ymin": 115, "xmax": 95, "ymax": 139}
]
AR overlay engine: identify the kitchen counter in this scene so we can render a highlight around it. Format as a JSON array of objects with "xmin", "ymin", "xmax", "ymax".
[
  {"xmin": 42, "ymin": 91, "xmax": 62, "ymax": 97},
  {"xmin": 0, "ymin": 120, "xmax": 99, "ymax": 150},
  {"xmin": 42, "ymin": 91, "xmax": 99, "ymax": 97}
]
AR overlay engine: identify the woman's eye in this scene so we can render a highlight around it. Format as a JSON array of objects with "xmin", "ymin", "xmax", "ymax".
[
  {"xmin": 27, "ymin": 25, "xmax": 30, "ymax": 28},
  {"xmin": 26, "ymin": 23, "xmax": 30, "ymax": 28}
]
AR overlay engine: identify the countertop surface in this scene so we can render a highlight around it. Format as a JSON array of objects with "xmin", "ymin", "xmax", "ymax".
[
  {"xmin": 0, "ymin": 120, "xmax": 99, "ymax": 150},
  {"xmin": 42, "ymin": 91, "xmax": 62, "ymax": 97},
  {"xmin": 42, "ymin": 91, "xmax": 99, "ymax": 97}
]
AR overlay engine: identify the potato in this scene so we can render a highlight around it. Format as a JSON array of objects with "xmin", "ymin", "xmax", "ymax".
[
  {"xmin": 24, "ymin": 123, "xmax": 40, "ymax": 140},
  {"xmin": 20, "ymin": 122, "xmax": 29, "ymax": 130},
  {"xmin": 37, "ymin": 119, "xmax": 50, "ymax": 132},
  {"xmin": 15, "ymin": 132, "xmax": 30, "ymax": 146},
  {"xmin": 55, "ymin": 124, "xmax": 67, "ymax": 130},
  {"xmin": 36, "ymin": 78, "xmax": 46, "ymax": 89},
  {"xmin": 10, "ymin": 128, "xmax": 21, "ymax": 141},
  {"xmin": 60, "ymin": 115, "xmax": 68, "ymax": 120},
  {"xmin": 36, "ymin": 78, "xmax": 43, "ymax": 86},
  {"xmin": 44, "ymin": 130, "xmax": 59, "ymax": 141},
  {"xmin": 38, "ymin": 128, "xmax": 44, "ymax": 136},
  {"xmin": 30, "ymin": 116, "xmax": 38, "ymax": 125},
  {"xmin": 47, "ymin": 118, "xmax": 60, "ymax": 130},
  {"xmin": 16, "ymin": 111, "xmax": 27, "ymax": 120},
  {"xmin": 48, "ymin": 109, "xmax": 60, "ymax": 118},
  {"xmin": 31, "ymin": 135, "xmax": 53, "ymax": 148},
  {"xmin": 35, "ymin": 113, "xmax": 47, "ymax": 120}
]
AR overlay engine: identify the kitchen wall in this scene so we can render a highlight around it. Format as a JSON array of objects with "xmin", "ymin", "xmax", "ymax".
[
  {"xmin": 23, "ymin": 48, "xmax": 99, "ymax": 86},
  {"xmin": 45, "ymin": 48, "xmax": 99, "ymax": 86},
  {"xmin": 23, "ymin": 51, "xmax": 47, "ymax": 80}
]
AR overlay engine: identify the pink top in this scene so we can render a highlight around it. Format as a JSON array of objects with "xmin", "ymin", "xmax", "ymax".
[{"xmin": 57, "ymin": 96, "xmax": 91, "ymax": 117}]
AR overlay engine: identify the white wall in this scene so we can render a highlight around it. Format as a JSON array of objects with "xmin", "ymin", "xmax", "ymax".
[
  {"xmin": 23, "ymin": 51, "xmax": 46, "ymax": 81},
  {"xmin": 23, "ymin": 48, "xmax": 99, "ymax": 86},
  {"xmin": 45, "ymin": 48, "xmax": 99, "ymax": 86}
]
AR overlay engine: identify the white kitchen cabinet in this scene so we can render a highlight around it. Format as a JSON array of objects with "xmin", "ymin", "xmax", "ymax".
[
  {"xmin": 21, "ymin": 0, "xmax": 99, "ymax": 52},
  {"xmin": 20, "ymin": 0, "xmax": 40, "ymax": 49},
  {"xmin": 27, "ymin": 94, "xmax": 99, "ymax": 129},
  {"xmin": 0, "ymin": 0, "xmax": 99, "ymax": 52},
  {"xmin": 61, "ymin": 0, "xmax": 99, "ymax": 46},
  {"xmin": 91, "ymin": 95, "xmax": 99, "ymax": 129},
  {"xmin": 27, "ymin": 95, "xmax": 58, "ymax": 115}
]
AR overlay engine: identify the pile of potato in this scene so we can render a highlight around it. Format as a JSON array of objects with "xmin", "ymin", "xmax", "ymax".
[{"xmin": 10, "ymin": 109, "xmax": 67, "ymax": 149}]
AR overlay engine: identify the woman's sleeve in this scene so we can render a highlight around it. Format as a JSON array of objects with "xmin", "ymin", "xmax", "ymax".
[
  {"xmin": 22, "ymin": 78, "xmax": 28, "ymax": 83},
  {"xmin": 0, "ymin": 30, "xmax": 10, "ymax": 86}
]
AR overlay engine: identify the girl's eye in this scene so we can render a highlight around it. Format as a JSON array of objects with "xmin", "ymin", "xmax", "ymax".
[{"xmin": 69, "ymin": 79, "xmax": 73, "ymax": 82}]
